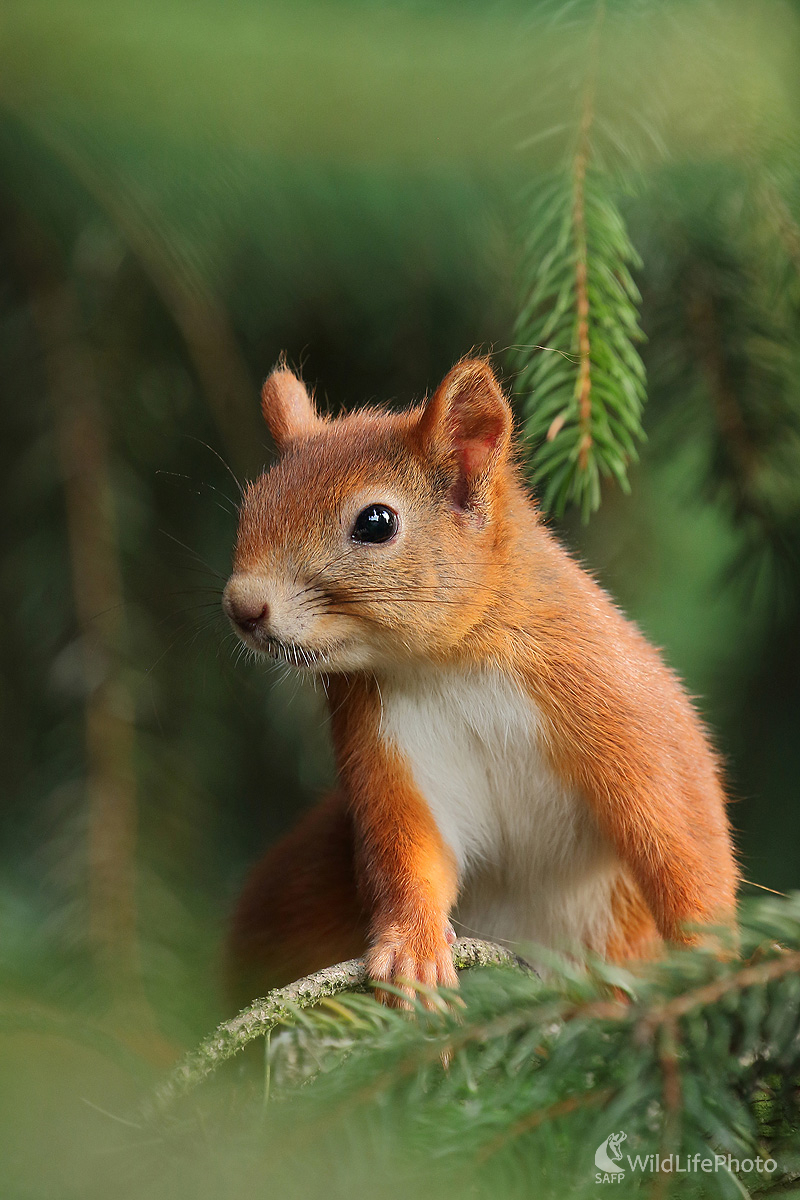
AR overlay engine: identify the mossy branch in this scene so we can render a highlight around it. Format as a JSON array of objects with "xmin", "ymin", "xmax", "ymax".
[{"xmin": 147, "ymin": 938, "xmax": 529, "ymax": 1117}]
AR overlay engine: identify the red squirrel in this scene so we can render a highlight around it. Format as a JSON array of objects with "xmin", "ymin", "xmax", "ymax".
[{"xmin": 223, "ymin": 356, "xmax": 737, "ymax": 1003}]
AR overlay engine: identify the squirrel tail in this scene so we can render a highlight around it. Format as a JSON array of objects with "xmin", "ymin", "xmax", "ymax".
[{"xmin": 224, "ymin": 790, "xmax": 368, "ymax": 1008}]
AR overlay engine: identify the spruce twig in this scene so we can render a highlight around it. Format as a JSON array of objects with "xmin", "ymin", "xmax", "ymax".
[
  {"xmin": 513, "ymin": 0, "xmax": 647, "ymax": 520},
  {"xmin": 572, "ymin": 6, "xmax": 601, "ymax": 475},
  {"xmin": 636, "ymin": 948, "xmax": 800, "ymax": 1036}
]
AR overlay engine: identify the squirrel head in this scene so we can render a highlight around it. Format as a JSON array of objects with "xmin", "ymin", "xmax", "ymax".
[{"xmin": 223, "ymin": 356, "xmax": 518, "ymax": 672}]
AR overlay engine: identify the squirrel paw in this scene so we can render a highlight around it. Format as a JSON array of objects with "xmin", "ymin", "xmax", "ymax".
[{"xmin": 366, "ymin": 926, "xmax": 459, "ymax": 1009}]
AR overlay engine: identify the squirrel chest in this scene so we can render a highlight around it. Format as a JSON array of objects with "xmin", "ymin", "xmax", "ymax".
[{"xmin": 378, "ymin": 665, "xmax": 621, "ymax": 951}]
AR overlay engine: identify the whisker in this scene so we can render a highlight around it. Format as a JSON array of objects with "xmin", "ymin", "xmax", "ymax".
[
  {"xmin": 372, "ymin": 671, "xmax": 385, "ymax": 738},
  {"xmin": 182, "ymin": 435, "xmax": 245, "ymax": 499},
  {"xmin": 295, "ymin": 547, "xmax": 360, "ymax": 599},
  {"xmin": 155, "ymin": 469, "xmax": 239, "ymax": 517},
  {"xmin": 165, "ymin": 587, "xmax": 224, "ymax": 598},
  {"xmin": 159, "ymin": 529, "xmax": 227, "ymax": 580},
  {"xmin": 184, "ymin": 615, "xmax": 224, "ymax": 655},
  {"xmin": 326, "ymin": 584, "xmax": 509, "ymax": 595},
  {"xmin": 86, "ymin": 602, "xmax": 127, "ymax": 624},
  {"xmin": 307, "ymin": 594, "xmax": 506, "ymax": 610},
  {"xmin": 302, "ymin": 580, "xmax": 510, "ymax": 599},
  {"xmin": 157, "ymin": 600, "xmax": 224, "ymax": 625},
  {"xmin": 168, "ymin": 602, "xmax": 225, "ymax": 618},
  {"xmin": 174, "ymin": 562, "xmax": 229, "ymax": 586},
  {"xmin": 144, "ymin": 617, "xmax": 216, "ymax": 675}
]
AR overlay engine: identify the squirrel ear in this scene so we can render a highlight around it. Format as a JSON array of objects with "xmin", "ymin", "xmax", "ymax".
[
  {"xmin": 261, "ymin": 360, "xmax": 319, "ymax": 451},
  {"xmin": 412, "ymin": 358, "xmax": 512, "ymax": 509}
]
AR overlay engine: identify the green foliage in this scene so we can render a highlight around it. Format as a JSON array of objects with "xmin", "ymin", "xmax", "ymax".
[
  {"xmin": 511, "ymin": 0, "xmax": 800, "ymax": 534},
  {"xmin": 7, "ymin": 895, "xmax": 791, "ymax": 1200},
  {"xmin": 511, "ymin": 0, "xmax": 650, "ymax": 520},
  {"xmin": 147, "ymin": 898, "xmax": 800, "ymax": 1200},
  {"xmin": 513, "ymin": 164, "xmax": 646, "ymax": 520},
  {"xmin": 634, "ymin": 162, "xmax": 800, "ymax": 596}
]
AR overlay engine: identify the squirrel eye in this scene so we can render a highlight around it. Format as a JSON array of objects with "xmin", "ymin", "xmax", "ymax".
[{"xmin": 351, "ymin": 504, "xmax": 399, "ymax": 545}]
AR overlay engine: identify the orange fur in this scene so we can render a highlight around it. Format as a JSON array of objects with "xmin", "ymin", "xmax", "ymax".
[
  {"xmin": 604, "ymin": 876, "xmax": 661, "ymax": 962},
  {"xmin": 327, "ymin": 675, "xmax": 459, "ymax": 1002},
  {"xmin": 226, "ymin": 791, "xmax": 366, "ymax": 1002},
  {"xmin": 223, "ymin": 357, "xmax": 738, "ymax": 1003}
]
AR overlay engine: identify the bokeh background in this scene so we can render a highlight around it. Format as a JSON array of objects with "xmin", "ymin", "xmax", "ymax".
[{"xmin": 1, "ymin": 1, "xmax": 800, "ymax": 1194}]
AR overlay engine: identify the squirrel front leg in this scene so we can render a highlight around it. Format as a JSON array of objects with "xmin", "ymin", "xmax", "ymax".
[
  {"xmin": 329, "ymin": 678, "xmax": 459, "ymax": 1005},
  {"xmin": 536, "ymin": 656, "xmax": 738, "ymax": 950},
  {"xmin": 591, "ymin": 776, "xmax": 737, "ymax": 948}
]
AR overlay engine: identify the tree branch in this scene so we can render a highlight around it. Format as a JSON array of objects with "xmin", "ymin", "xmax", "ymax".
[
  {"xmin": 573, "ymin": 83, "xmax": 595, "ymax": 472},
  {"xmin": 146, "ymin": 938, "xmax": 530, "ymax": 1117},
  {"xmin": 8, "ymin": 205, "xmax": 144, "ymax": 1011},
  {"xmin": 572, "ymin": 0, "xmax": 605, "ymax": 472}
]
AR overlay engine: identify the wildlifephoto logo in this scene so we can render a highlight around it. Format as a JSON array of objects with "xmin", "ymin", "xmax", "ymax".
[
  {"xmin": 594, "ymin": 1131, "xmax": 778, "ymax": 1185},
  {"xmin": 595, "ymin": 1132, "xmax": 627, "ymax": 1177}
]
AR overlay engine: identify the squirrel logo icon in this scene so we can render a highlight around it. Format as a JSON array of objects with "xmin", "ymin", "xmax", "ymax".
[{"xmin": 595, "ymin": 1131, "xmax": 628, "ymax": 1175}]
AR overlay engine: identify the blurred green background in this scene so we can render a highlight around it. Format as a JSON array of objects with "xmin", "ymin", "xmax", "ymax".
[{"xmin": 1, "ymin": 0, "xmax": 800, "ymax": 1194}]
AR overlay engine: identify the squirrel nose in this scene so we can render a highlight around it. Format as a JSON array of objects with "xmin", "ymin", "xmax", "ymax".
[
  {"xmin": 223, "ymin": 577, "xmax": 271, "ymax": 633},
  {"xmin": 230, "ymin": 599, "xmax": 269, "ymax": 632}
]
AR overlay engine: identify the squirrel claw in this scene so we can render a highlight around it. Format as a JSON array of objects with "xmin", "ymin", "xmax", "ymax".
[{"xmin": 367, "ymin": 934, "xmax": 459, "ymax": 1009}]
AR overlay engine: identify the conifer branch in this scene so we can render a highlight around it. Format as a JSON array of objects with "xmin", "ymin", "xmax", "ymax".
[
  {"xmin": 477, "ymin": 1085, "xmax": 614, "ymax": 1162},
  {"xmin": 687, "ymin": 284, "xmax": 762, "ymax": 503},
  {"xmin": 573, "ymin": 80, "xmax": 595, "ymax": 473},
  {"xmin": 636, "ymin": 947, "xmax": 800, "ymax": 1035},
  {"xmin": 139, "ymin": 900, "xmax": 800, "ymax": 1195},
  {"xmin": 512, "ymin": 0, "xmax": 646, "ymax": 520},
  {"xmin": 758, "ymin": 177, "xmax": 800, "ymax": 278}
]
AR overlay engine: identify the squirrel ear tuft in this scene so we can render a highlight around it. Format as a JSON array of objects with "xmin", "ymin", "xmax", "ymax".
[
  {"xmin": 261, "ymin": 359, "xmax": 319, "ymax": 451},
  {"xmin": 412, "ymin": 358, "xmax": 512, "ymax": 508}
]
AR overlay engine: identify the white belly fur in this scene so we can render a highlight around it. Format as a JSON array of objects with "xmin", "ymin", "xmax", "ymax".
[{"xmin": 379, "ymin": 665, "xmax": 621, "ymax": 953}]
